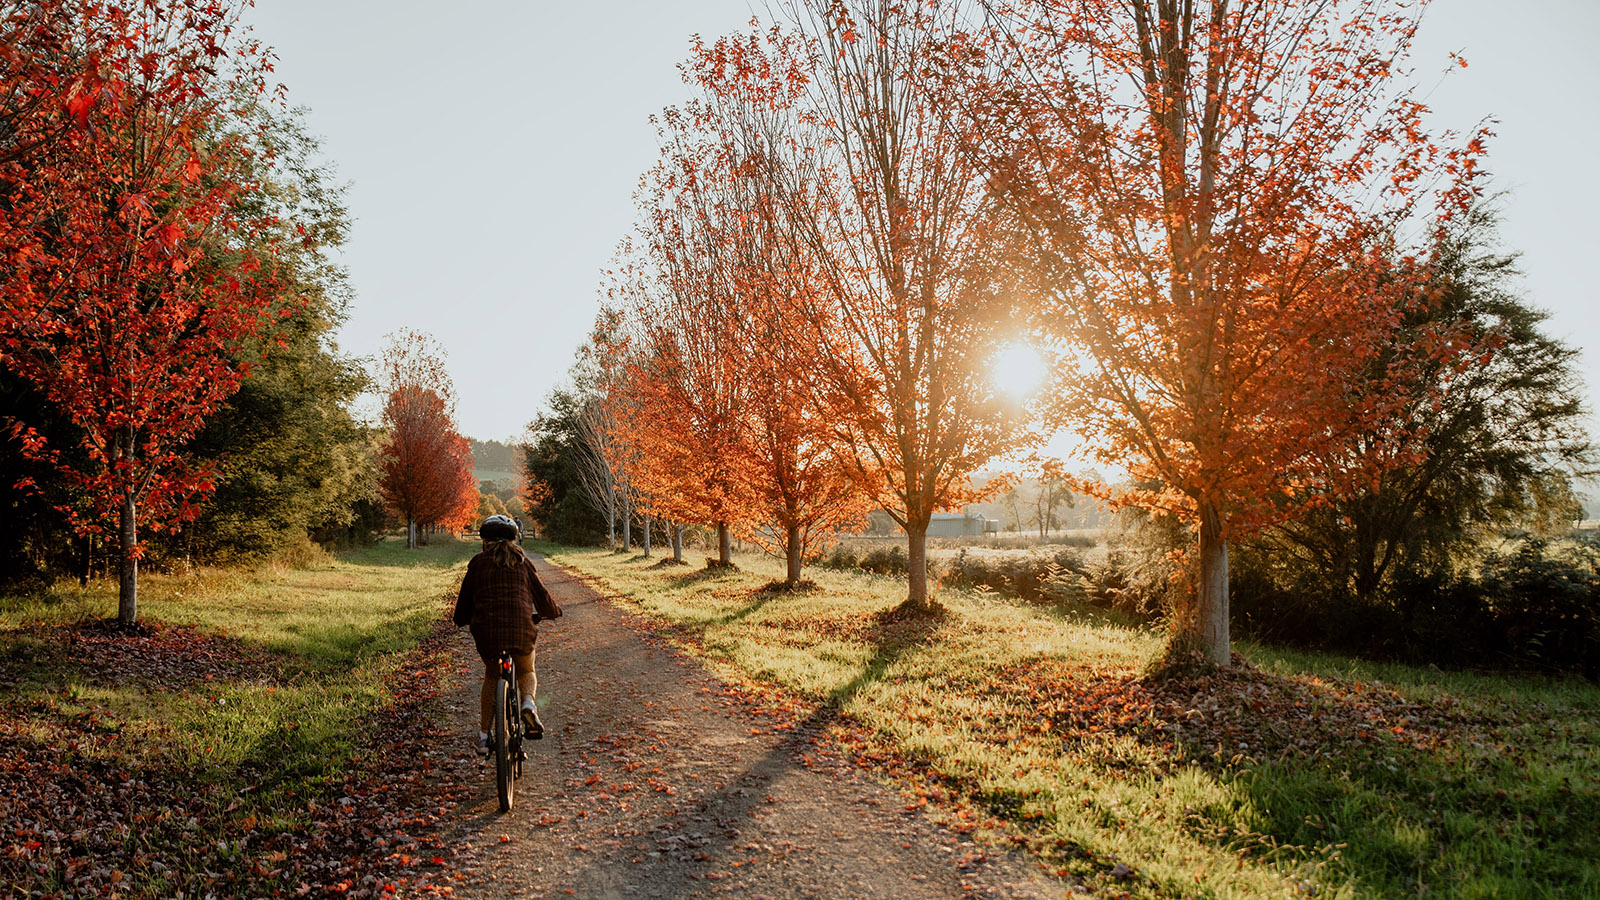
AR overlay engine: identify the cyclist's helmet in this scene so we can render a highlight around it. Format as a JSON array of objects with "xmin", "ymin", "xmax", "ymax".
[{"xmin": 478, "ymin": 514, "xmax": 520, "ymax": 542}]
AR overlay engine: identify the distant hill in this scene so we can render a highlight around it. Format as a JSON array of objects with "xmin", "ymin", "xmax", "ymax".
[{"xmin": 470, "ymin": 438, "xmax": 520, "ymax": 486}]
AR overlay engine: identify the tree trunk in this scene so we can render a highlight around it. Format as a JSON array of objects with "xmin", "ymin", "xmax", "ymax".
[
  {"xmin": 80, "ymin": 535, "xmax": 91, "ymax": 587},
  {"xmin": 622, "ymin": 502, "xmax": 632, "ymax": 553},
  {"xmin": 672, "ymin": 523, "xmax": 684, "ymax": 563},
  {"xmin": 407, "ymin": 518, "xmax": 416, "ymax": 549},
  {"xmin": 118, "ymin": 494, "xmax": 138, "ymax": 625},
  {"xmin": 642, "ymin": 516, "xmax": 652, "ymax": 558},
  {"xmin": 716, "ymin": 521, "xmax": 731, "ymax": 566},
  {"xmin": 785, "ymin": 522, "xmax": 802, "ymax": 586},
  {"xmin": 905, "ymin": 525, "xmax": 935, "ymax": 610},
  {"xmin": 1196, "ymin": 506, "xmax": 1231, "ymax": 666},
  {"xmin": 606, "ymin": 485, "xmax": 617, "ymax": 550}
]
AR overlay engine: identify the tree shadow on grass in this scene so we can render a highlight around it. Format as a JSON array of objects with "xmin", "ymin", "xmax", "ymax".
[
  {"xmin": 706, "ymin": 593, "xmax": 776, "ymax": 627},
  {"xmin": 750, "ymin": 578, "xmax": 820, "ymax": 596},
  {"xmin": 829, "ymin": 602, "xmax": 949, "ymax": 706},
  {"xmin": 663, "ymin": 564, "xmax": 743, "ymax": 590},
  {"xmin": 696, "ymin": 580, "xmax": 823, "ymax": 628}
]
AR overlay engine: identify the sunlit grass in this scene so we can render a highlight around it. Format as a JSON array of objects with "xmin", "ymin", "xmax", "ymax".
[{"xmin": 540, "ymin": 542, "xmax": 1600, "ymax": 900}]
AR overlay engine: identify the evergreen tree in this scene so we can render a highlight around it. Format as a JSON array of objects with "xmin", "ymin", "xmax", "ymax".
[
  {"xmin": 1243, "ymin": 205, "xmax": 1594, "ymax": 614},
  {"xmin": 522, "ymin": 388, "xmax": 608, "ymax": 545},
  {"xmin": 174, "ymin": 110, "xmax": 376, "ymax": 562}
]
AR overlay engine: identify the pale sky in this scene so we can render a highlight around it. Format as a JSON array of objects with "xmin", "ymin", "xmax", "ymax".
[{"xmin": 246, "ymin": 0, "xmax": 1600, "ymax": 445}]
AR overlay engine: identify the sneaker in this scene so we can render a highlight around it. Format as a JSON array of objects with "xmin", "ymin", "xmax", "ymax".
[{"xmin": 521, "ymin": 705, "xmax": 544, "ymax": 740}]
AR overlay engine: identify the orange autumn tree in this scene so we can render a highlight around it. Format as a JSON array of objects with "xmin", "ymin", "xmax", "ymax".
[
  {"xmin": 674, "ymin": 28, "xmax": 873, "ymax": 585},
  {"xmin": 376, "ymin": 330, "xmax": 476, "ymax": 548},
  {"xmin": 755, "ymin": 3, "xmax": 1031, "ymax": 610},
  {"xmin": 615, "ymin": 215, "xmax": 755, "ymax": 566},
  {"xmin": 971, "ymin": 0, "xmax": 1490, "ymax": 662},
  {"xmin": 611, "ymin": 71, "xmax": 807, "ymax": 569}
]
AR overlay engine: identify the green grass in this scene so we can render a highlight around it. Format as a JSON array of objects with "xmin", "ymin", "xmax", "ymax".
[
  {"xmin": 537, "ymin": 542, "xmax": 1600, "ymax": 900},
  {"xmin": 0, "ymin": 535, "xmax": 476, "ymax": 891}
]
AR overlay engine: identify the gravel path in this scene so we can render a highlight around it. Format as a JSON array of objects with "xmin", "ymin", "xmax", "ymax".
[{"xmin": 438, "ymin": 554, "xmax": 1069, "ymax": 900}]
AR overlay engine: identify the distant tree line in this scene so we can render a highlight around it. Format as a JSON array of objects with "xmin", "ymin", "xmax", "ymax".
[{"xmin": 468, "ymin": 438, "xmax": 519, "ymax": 475}]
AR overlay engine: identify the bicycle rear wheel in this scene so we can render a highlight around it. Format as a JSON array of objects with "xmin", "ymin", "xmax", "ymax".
[{"xmin": 494, "ymin": 677, "xmax": 515, "ymax": 811}]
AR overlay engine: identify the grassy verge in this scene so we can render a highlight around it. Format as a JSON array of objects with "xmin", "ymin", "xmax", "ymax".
[
  {"xmin": 0, "ymin": 535, "xmax": 476, "ymax": 896},
  {"xmin": 536, "ymin": 542, "xmax": 1600, "ymax": 900}
]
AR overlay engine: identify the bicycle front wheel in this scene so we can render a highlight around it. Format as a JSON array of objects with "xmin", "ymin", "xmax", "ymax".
[{"xmin": 494, "ymin": 677, "xmax": 515, "ymax": 812}]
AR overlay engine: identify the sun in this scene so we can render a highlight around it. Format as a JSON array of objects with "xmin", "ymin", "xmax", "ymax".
[{"xmin": 991, "ymin": 342, "xmax": 1048, "ymax": 399}]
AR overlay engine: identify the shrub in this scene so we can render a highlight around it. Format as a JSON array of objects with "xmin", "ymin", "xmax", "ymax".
[
  {"xmin": 818, "ymin": 545, "xmax": 859, "ymax": 571},
  {"xmin": 859, "ymin": 545, "xmax": 909, "ymax": 576},
  {"xmin": 939, "ymin": 549, "xmax": 1091, "ymax": 607},
  {"xmin": 819, "ymin": 543, "xmax": 910, "ymax": 576},
  {"xmin": 1231, "ymin": 535, "xmax": 1600, "ymax": 679},
  {"xmin": 1477, "ymin": 538, "xmax": 1600, "ymax": 676},
  {"xmin": 269, "ymin": 534, "xmax": 336, "ymax": 570}
]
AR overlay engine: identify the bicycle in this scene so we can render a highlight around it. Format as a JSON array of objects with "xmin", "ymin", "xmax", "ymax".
[{"xmin": 490, "ymin": 649, "xmax": 527, "ymax": 811}]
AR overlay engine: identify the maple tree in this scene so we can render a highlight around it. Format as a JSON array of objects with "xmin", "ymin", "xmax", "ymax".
[
  {"xmin": 968, "ymin": 0, "xmax": 1491, "ymax": 661},
  {"xmin": 376, "ymin": 330, "xmax": 476, "ymax": 548},
  {"xmin": 0, "ymin": 0, "xmax": 287, "ymax": 624},
  {"xmin": 744, "ymin": 3, "xmax": 1029, "ymax": 608},
  {"xmin": 666, "ymin": 29, "xmax": 874, "ymax": 584},
  {"xmin": 619, "ymin": 108, "xmax": 764, "ymax": 567},
  {"xmin": 0, "ymin": 1, "xmax": 76, "ymax": 168},
  {"xmin": 619, "ymin": 308, "xmax": 754, "ymax": 568}
]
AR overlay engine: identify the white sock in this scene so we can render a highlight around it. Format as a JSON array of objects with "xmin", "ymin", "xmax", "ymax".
[
  {"xmin": 521, "ymin": 697, "xmax": 535, "ymax": 711},
  {"xmin": 479, "ymin": 730, "xmax": 488, "ymax": 741}
]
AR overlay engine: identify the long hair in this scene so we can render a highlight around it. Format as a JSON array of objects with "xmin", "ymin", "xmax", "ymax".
[{"xmin": 483, "ymin": 539, "xmax": 527, "ymax": 569}]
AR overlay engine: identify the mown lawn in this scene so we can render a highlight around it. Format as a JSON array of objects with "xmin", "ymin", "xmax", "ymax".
[
  {"xmin": 538, "ymin": 542, "xmax": 1600, "ymax": 900},
  {"xmin": 0, "ymin": 535, "xmax": 476, "ymax": 896}
]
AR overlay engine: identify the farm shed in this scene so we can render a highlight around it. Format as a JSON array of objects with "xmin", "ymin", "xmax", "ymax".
[{"xmin": 926, "ymin": 512, "xmax": 999, "ymax": 537}]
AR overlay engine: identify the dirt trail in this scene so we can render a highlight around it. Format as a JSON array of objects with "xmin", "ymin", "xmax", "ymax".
[{"xmin": 435, "ymin": 554, "xmax": 1068, "ymax": 900}]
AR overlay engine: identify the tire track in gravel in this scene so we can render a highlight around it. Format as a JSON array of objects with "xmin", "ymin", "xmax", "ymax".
[{"xmin": 437, "ymin": 553, "xmax": 1068, "ymax": 900}]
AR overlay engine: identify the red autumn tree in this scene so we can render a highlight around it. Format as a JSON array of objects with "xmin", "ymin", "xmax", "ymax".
[
  {"xmin": 0, "ymin": 0, "xmax": 285, "ymax": 625},
  {"xmin": 0, "ymin": 1, "xmax": 77, "ymax": 168},
  {"xmin": 753, "ymin": 3, "xmax": 1032, "ymax": 609},
  {"xmin": 376, "ymin": 330, "xmax": 476, "ymax": 548},
  {"xmin": 434, "ymin": 432, "xmax": 480, "ymax": 534},
  {"xmin": 971, "ymin": 0, "xmax": 1490, "ymax": 662}
]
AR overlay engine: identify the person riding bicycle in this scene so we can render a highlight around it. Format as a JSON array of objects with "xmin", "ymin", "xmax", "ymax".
[{"xmin": 452, "ymin": 514, "xmax": 561, "ymax": 753}]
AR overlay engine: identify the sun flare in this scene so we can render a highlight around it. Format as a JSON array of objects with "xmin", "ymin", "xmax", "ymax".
[{"xmin": 992, "ymin": 343, "xmax": 1048, "ymax": 399}]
